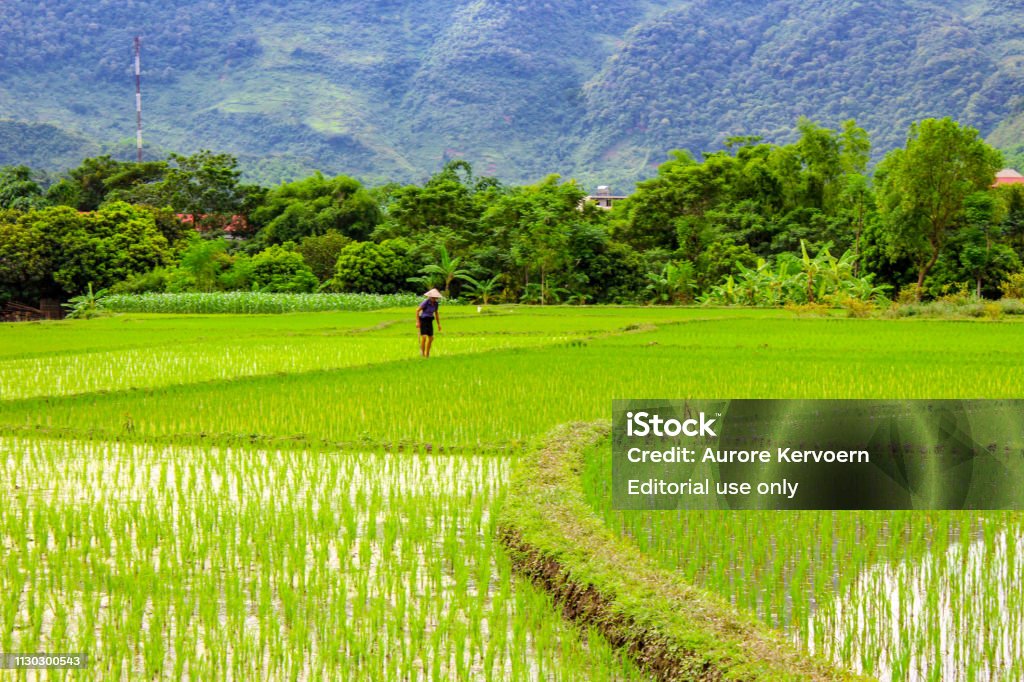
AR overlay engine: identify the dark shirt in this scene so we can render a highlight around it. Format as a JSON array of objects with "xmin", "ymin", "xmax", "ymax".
[{"xmin": 418, "ymin": 299, "xmax": 439, "ymax": 318}]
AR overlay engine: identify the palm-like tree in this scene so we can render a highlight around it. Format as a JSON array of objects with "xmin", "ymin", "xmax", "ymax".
[
  {"xmin": 419, "ymin": 245, "xmax": 471, "ymax": 296},
  {"xmin": 461, "ymin": 274, "xmax": 500, "ymax": 305}
]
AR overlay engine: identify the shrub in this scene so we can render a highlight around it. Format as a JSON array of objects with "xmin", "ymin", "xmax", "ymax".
[
  {"xmin": 896, "ymin": 284, "xmax": 920, "ymax": 305},
  {"xmin": 999, "ymin": 272, "xmax": 1024, "ymax": 299},
  {"xmin": 218, "ymin": 255, "xmax": 255, "ymax": 291},
  {"xmin": 249, "ymin": 245, "xmax": 319, "ymax": 293},
  {"xmin": 936, "ymin": 282, "xmax": 972, "ymax": 305},
  {"xmin": 984, "ymin": 302, "xmax": 1003, "ymax": 320},
  {"xmin": 329, "ymin": 239, "xmax": 416, "ymax": 294},
  {"xmin": 999, "ymin": 298, "xmax": 1024, "ymax": 315},
  {"xmin": 835, "ymin": 296, "xmax": 876, "ymax": 318},
  {"xmin": 108, "ymin": 268, "xmax": 170, "ymax": 294},
  {"xmin": 783, "ymin": 302, "xmax": 831, "ymax": 317}
]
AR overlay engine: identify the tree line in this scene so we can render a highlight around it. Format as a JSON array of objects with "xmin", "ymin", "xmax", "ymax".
[{"xmin": 1, "ymin": 116, "xmax": 1021, "ymax": 309}]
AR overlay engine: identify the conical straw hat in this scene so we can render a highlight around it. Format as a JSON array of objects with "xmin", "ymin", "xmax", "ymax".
[{"xmin": 423, "ymin": 288, "xmax": 444, "ymax": 299}]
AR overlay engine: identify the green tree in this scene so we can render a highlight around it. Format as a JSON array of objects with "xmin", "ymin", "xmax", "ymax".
[
  {"xmin": 695, "ymin": 239, "xmax": 758, "ymax": 292},
  {"xmin": 156, "ymin": 151, "xmax": 251, "ymax": 229},
  {"xmin": 249, "ymin": 245, "xmax": 319, "ymax": 293},
  {"xmin": 996, "ymin": 184, "xmax": 1024, "ymax": 258},
  {"xmin": 929, "ymin": 191, "xmax": 1022, "ymax": 298},
  {"xmin": 53, "ymin": 203, "xmax": 172, "ymax": 294},
  {"xmin": 296, "ymin": 231, "xmax": 352, "ymax": 282},
  {"xmin": 329, "ymin": 240, "xmax": 416, "ymax": 294},
  {"xmin": 620, "ymin": 150, "xmax": 734, "ymax": 252},
  {"xmin": 384, "ymin": 160, "xmax": 499, "ymax": 239},
  {"xmin": 0, "ymin": 165, "xmax": 47, "ymax": 210},
  {"xmin": 4, "ymin": 203, "xmax": 170, "ymax": 299},
  {"xmin": 876, "ymin": 118, "xmax": 1003, "ymax": 299},
  {"xmin": 177, "ymin": 235, "xmax": 230, "ymax": 292},
  {"xmin": 0, "ymin": 211, "xmax": 51, "ymax": 304},
  {"xmin": 60, "ymin": 155, "xmax": 168, "ymax": 211},
  {"xmin": 482, "ymin": 175, "xmax": 594, "ymax": 302},
  {"xmin": 252, "ymin": 173, "xmax": 380, "ymax": 244}
]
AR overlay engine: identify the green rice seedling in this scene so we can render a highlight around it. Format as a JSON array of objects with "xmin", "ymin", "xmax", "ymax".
[
  {"xmin": 3, "ymin": 307, "xmax": 1022, "ymax": 679},
  {"xmin": 6, "ymin": 315, "xmax": 1024, "ymax": 449},
  {"xmin": 0, "ymin": 437, "xmax": 646, "ymax": 680}
]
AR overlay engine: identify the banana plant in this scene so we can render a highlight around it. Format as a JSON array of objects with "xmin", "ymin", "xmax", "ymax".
[{"xmin": 461, "ymin": 274, "xmax": 501, "ymax": 305}]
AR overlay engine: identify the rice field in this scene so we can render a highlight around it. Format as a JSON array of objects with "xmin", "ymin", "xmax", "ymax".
[
  {"xmin": 0, "ymin": 436, "xmax": 642, "ymax": 680},
  {"xmin": 1, "ymin": 306, "xmax": 1023, "ymax": 679},
  {"xmin": 582, "ymin": 456, "xmax": 1024, "ymax": 680}
]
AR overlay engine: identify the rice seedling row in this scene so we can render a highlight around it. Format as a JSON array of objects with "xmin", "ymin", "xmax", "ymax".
[
  {"xmin": 7, "ymin": 318, "xmax": 1024, "ymax": 449},
  {"xmin": 0, "ymin": 335, "xmax": 575, "ymax": 401},
  {"xmin": 580, "ymin": 438, "xmax": 1024, "ymax": 680},
  {"xmin": 0, "ymin": 436, "xmax": 643, "ymax": 680}
]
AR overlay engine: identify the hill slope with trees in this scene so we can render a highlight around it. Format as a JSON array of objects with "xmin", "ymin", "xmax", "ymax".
[{"xmin": 2, "ymin": 0, "xmax": 1024, "ymax": 186}]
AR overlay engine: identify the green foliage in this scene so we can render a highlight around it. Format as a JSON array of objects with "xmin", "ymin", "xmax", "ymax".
[
  {"xmin": 0, "ymin": 165, "xmax": 47, "ymax": 210},
  {"xmin": 177, "ymin": 235, "xmax": 229, "ymax": 292},
  {"xmin": 415, "ymin": 244, "xmax": 471, "ymax": 296},
  {"xmin": 60, "ymin": 282, "xmax": 107, "ymax": 319},
  {"xmin": 695, "ymin": 239, "xmax": 758, "ymax": 291},
  {"xmin": 383, "ymin": 161, "xmax": 500, "ymax": 241},
  {"xmin": 159, "ymin": 151, "xmax": 251, "ymax": 226},
  {"xmin": 702, "ymin": 242, "xmax": 886, "ymax": 306},
  {"xmin": 252, "ymin": 173, "xmax": 380, "ymax": 244},
  {"xmin": 0, "ymin": 210, "xmax": 51, "ymax": 304},
  {"xmin": 876, "ymin": 118, "xmax": 1003, "ymax": 298},
  {"xmin": 107, "ymin": 268, "xmax": 171, "ymax": 295},
  {"xmin": 248, "ymin": 245, "xmax": 319, "ymax": 293},
  {"xmin": 621, "ymin": 121, "xmax": 873, "ymax": 265},
  {"xmin": 329, "ymin": 239, "xmax": 417, "ymax": 294},
  {"xmin": 295, "ymin": 231, "xmax": 352, "ymax": 282},
  {"xmin": 3, "ymin": 115, "xmax": 1022, "ymax": 310},
  {"xmin": 645, "ymin": 262, "xmax": 695, "ymax": 304},
  {"xmin": 1000, "ymin": 272, "xmax": 1024, "ymax": 300},
  {"xmin": 479, "ymin": 175, "xmax": 607, "ymax": 302},
  {"xmin": 0, "ymin": 202, "xmax": 171, "ymax": 302},
  {"xmin": 460, "ymin": 274, "xmax": 500, "ymax": 305},
  {"xmin": 925, "ymin": 193, "xmax": 1022, "ymax": 299},
  {"xmin": 60, "ymin": 155, "xmax": 167, "ymax": 211}
]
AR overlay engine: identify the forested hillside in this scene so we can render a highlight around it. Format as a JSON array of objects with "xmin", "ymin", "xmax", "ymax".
[{"xmin": 2, "ymin": 0, "xmax": 1024, "ymax": 186}]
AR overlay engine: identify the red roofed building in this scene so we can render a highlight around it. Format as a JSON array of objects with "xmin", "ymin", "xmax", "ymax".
[
  {"xmin": 994, "ymin": 168, "xmax": 1024, "ymax": 186},
  {"xmin": 177, "ymin": 213, "xmax": 250, "ymax": 237}
]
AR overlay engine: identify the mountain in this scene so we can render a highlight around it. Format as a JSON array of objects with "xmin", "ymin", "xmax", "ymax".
[{"xmin": 1, "ymin": 0, "xmax": 1024, "ymax": 188}]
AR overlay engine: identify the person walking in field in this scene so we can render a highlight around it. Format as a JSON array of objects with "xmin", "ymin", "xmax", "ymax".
[{"xmin": 416, "ymin": 289, "xmax": 443, "ymax": 358}]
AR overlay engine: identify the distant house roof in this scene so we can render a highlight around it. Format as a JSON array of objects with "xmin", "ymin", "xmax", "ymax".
[
  {"xmin": 582, "ymin": 185, "xmax": 629, "ymax": 210},
  {"xmin": 994, "ymin": 168, "xmax": 1024, "ymax": 186}
]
